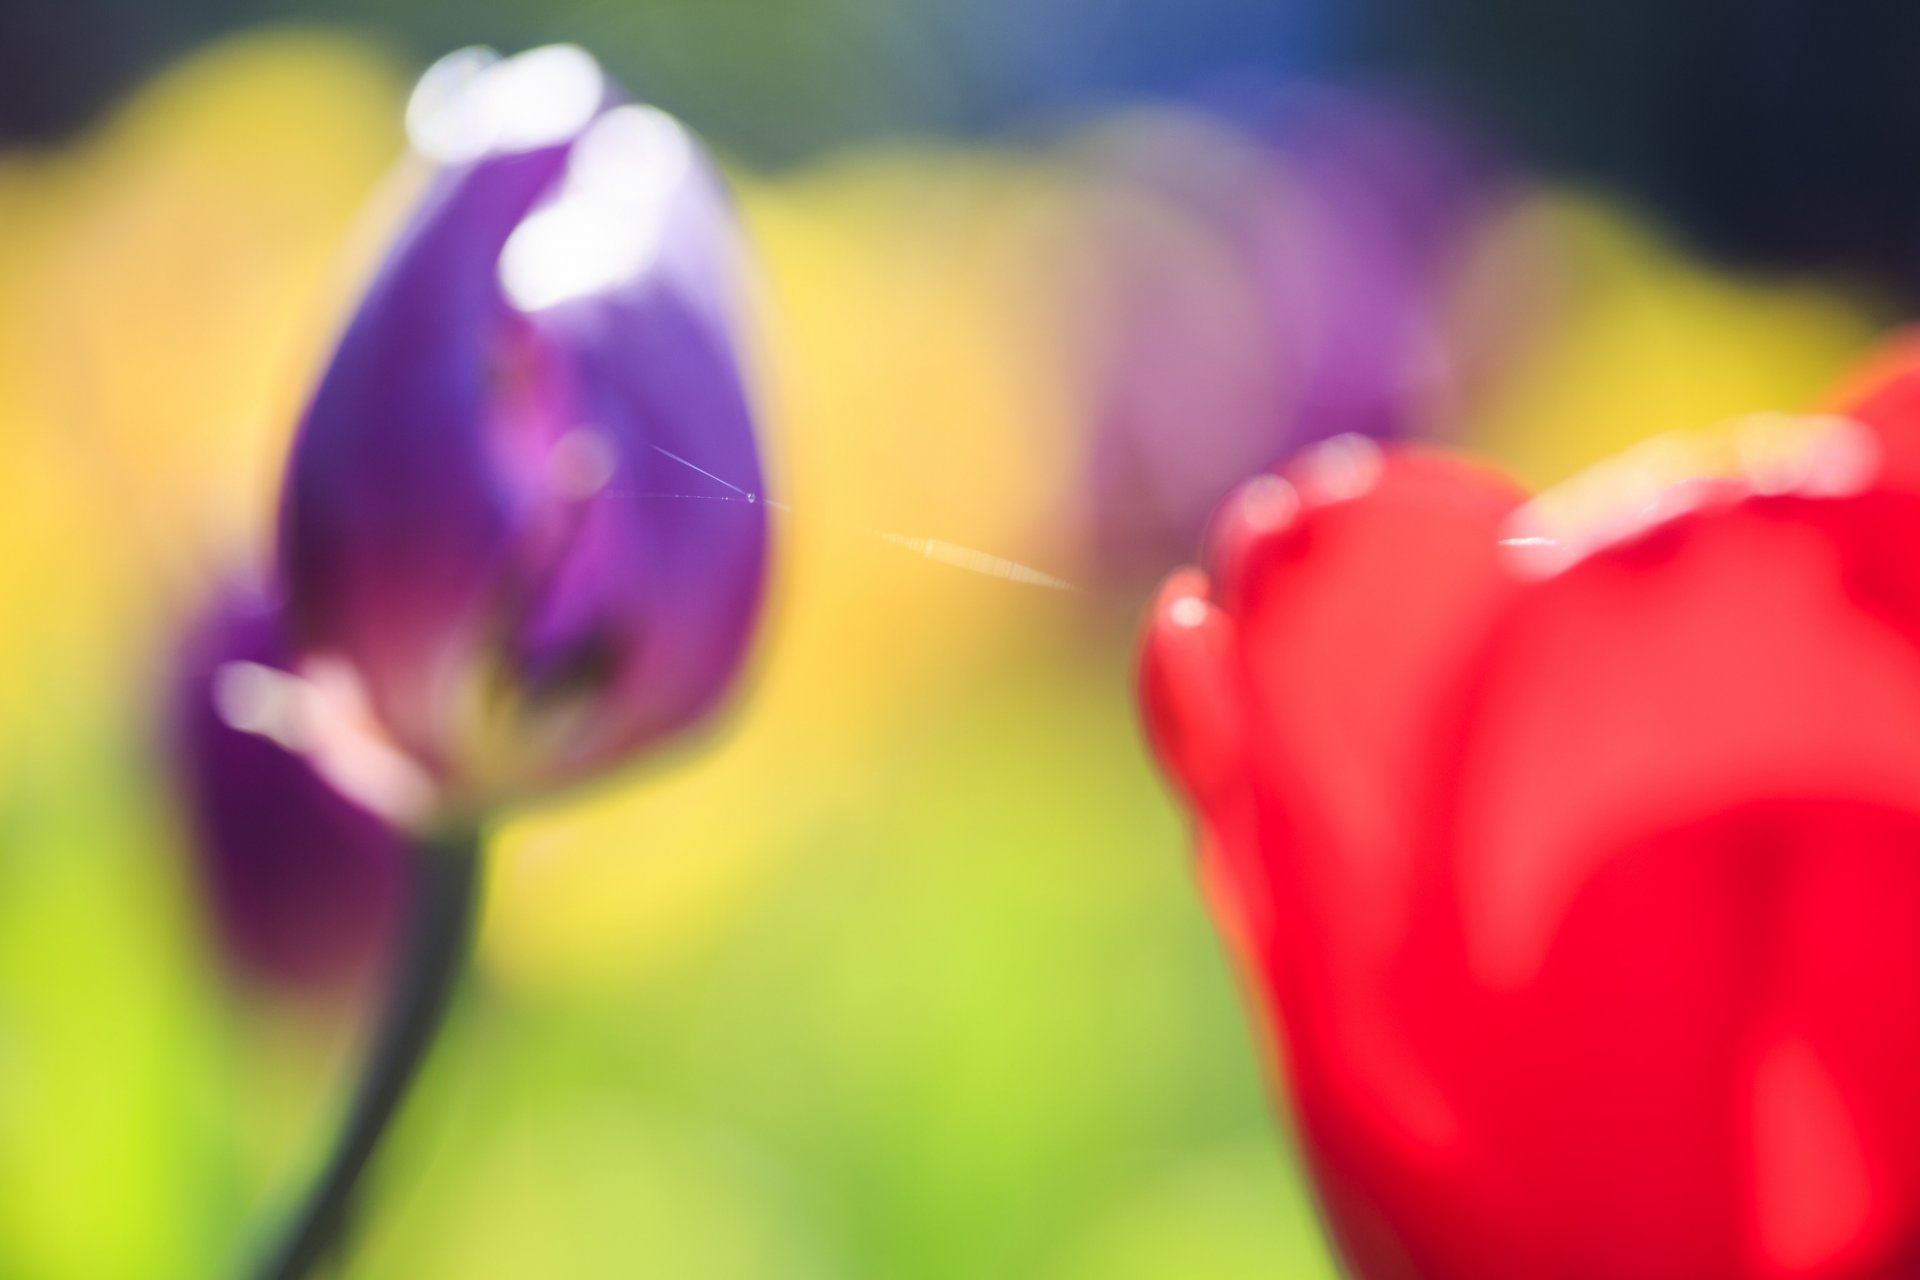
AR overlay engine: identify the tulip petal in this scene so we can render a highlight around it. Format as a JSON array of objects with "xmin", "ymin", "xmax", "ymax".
[
  {"xmin": 170, "ymin": 586, "xmax": 405, "ymax": 993},
  {"xmin": 280, "ymin": 139, "xmax": 574, "ymax": 769},
  {"xmin": 1142, "ymin": 441, "xmax": 1529, "ymax": 1277},
  {"xmin": 1211, "ymin": 441, "xmax": 1523, "ymax": 922},
  {"xmin": 493, "ymin": 107, "xmax": 766, "ymax": 790},
  {"xmin": 1436, "ymin": 490, "xmax": 1920, "ymax": 1273},
  {"xmin": 1447, "ymin": 490, "xmax": 1920, "ymax": 987}
]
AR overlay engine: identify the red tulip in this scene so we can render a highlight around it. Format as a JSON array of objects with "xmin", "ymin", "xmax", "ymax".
[{"xmin": 1140, "ymin": 397, "xmax": 1920, "ymax": 1277}]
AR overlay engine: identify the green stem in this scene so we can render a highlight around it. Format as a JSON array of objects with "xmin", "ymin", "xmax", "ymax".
[{"xmin": 250, "ymin": 827, "xmax": 483, "ymax": 1280}]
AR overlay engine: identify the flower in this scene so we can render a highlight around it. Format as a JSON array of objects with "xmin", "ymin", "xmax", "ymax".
[
  {"xmin": 1140, "ymin": 394, "xmax": 1920, "ymax": 1275},
  {"xmin": 277, "ymin": 45, "xmax": 768, "ymax": 823},
  {"xmin": 170, "ymin": 586, "xmax": 405, "ymax": 994},
  {"xmin": 1056, "ymin": 89, "xmax": 1508, "ymax": 583}
]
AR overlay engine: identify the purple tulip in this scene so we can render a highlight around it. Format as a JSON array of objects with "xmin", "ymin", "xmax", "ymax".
[
  {"xmin": 279, "ymin": 46, "xmax": 768, "ymax": 819},
  {"xmin": 170, "ymin": 586, "xmax": 405, "ymax": 994},
  {"xmin": 1067, "ymin": 85, "xmax": 1512, "ymax": 582}
]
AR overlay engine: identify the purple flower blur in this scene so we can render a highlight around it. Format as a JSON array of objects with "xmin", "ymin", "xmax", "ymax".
[
  {"xmin": 279, "ymin": 46, "xmax": 768, "ymax": 820},
  {"xmin": 171, "ymin": 586, "xmax": 404, "ymax": 994},
  {"xmin": 1063, "ymin": 85, "xmax": 1512, "ymax": 581}
]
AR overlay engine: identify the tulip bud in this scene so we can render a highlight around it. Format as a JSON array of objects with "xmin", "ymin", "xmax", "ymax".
[
  {"xmin": 1142, "ymin": 412, "xmax": 1920, "ymax": 1278},
  {"xmin": 170, "ymin": 585, "xmax": 405, "ymax": 994},
  {"xmin": 278, "ymin": 45, "xmax": 768, "ymax": 823}
]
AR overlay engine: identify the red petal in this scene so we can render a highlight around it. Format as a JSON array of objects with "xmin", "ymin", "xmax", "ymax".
[
  {"xmin": 1219, "ymin": 442, "xmax": 1524, "ymax": 931},
  {"xmin": 1140, "ymin": 568, "xmax": 1274, "ymax": 967},
  {"xmin": 1141, "ymin": 443, "xmax": 1526, "ymax": 977},
  {"xmin": 1143, "ymin": 440, "xmax": 1531, "ymax": 1278},
  {"xmin": 1433, "ymin": 489, "xmax": 1920, "ymax": 1272},
  {"xmin": 1444, "ymin": 491, "xmax": 1920, "ymax": 987}
]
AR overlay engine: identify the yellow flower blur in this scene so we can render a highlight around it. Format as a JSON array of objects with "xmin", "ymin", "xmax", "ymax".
[
  {"xmin": 0, "ymin": 32, "xmax": 404, "ymax": 762},
  {"xmin": 1457, "ymin": 190, "xmax": 1882, "ymax": 486}
]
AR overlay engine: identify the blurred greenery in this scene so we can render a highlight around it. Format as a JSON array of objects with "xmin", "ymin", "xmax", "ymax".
[
  {"xmin": 0, "ymin": 0, "xmax": 1339, "ymax": 166},
  {"xmin": 354, "ymin": 637, "xmax": 1338, "ymax": 1279}
]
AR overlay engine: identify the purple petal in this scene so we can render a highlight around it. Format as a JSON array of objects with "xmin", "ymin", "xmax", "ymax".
[
  {"xmin": 279, "ymin": 140, "xmax": 574, "ymax": 770},
  {"xmin": 497, "ymin": 108, "xmax": 767, "ymax": 788},
  {"xmin": 278, "ymin": 48, "xmax": 767, "ymax": 802},
  {"xmin": 169, "ymin": 585, "xmax": 405, "ymax": 995}
]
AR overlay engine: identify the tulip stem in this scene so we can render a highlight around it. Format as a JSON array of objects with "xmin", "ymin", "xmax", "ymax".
[{"xmin": 250, "ymin": 826, "xmax": 484, "ymax": 1280}]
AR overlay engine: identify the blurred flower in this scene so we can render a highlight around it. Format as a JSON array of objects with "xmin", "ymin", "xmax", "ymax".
[
  {"xmin": 277, "ymin": 46, "xmax": 768, "ymax": 822},
  {"xmin": 1142, "ymin": 400, "xmax": 1920, "ymax": 1275},
  {"xmin": 0, "ymin": 32, "xmax": 405, "ymax": 778},
  {"xmin": 1456, "ymin": 191, "xmax": 1882, "ymax": 487},
  {"xmin": 1051, "ymin": 87, "xmax": 1510, "ymax": 583},
  {"xmin": 170, "ymin": 586, "xmax": 404, "ymax": 995}
]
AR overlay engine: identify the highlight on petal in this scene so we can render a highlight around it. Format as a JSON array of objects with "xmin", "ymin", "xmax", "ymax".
[
  {"xmin": 405, "ymin": 45, "xmax": 607, "ymax": 165},
  {"xmin": 1748, "ymin": 1034, "xmax": 1881, "ymax": 1275},
  {"xmin": 500, "ymin": 105, "xmax": 698, "ymax": 313},
  {"xmin": 1500, "ymin": 414, "xmax": 1880, "ymax": 578},
  {"xmin": 1140, "ymin": 568, "xmax": 1244, "ymax": 819}
]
